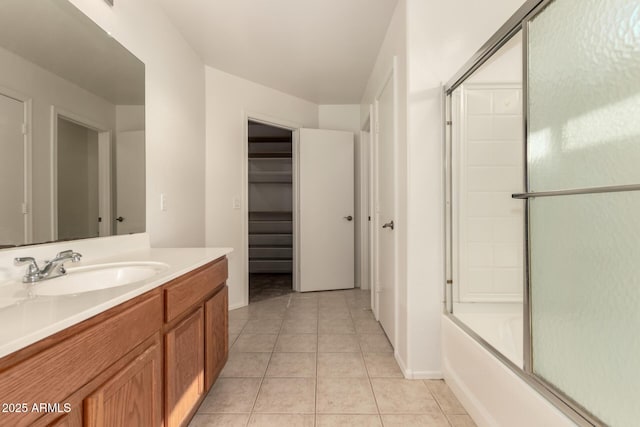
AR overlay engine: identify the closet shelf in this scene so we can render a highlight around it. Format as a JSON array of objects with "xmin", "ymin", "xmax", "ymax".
[
  {"xmin": 249, "ymin": 260, "xmax": 292, "ymax": 273},
  {"xmin": 248, "ymin": 137, "xmax": 292, "ymax": 143},
  {"xmin": 249, "ymin": 171, "xmax": 292, "ymax": 183},
  {"xmin": 249, "ymin": 211, "xmax": 292, "ymax": 221}
]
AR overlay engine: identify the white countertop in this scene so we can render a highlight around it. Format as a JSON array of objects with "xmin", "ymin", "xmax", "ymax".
[{"xmin": 0, "ymin": 246, "xmax": 232, "ymax": 359}]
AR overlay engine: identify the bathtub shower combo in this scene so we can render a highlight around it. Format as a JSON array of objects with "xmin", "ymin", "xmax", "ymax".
[{"xmin": 442, "ymin": 0, "xmax": 639, "ymax": 426}]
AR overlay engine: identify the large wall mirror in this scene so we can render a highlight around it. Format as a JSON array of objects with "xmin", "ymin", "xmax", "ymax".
[{"xmin": 0, "ymin": 0, "xmax": 145, "ymax": 248}]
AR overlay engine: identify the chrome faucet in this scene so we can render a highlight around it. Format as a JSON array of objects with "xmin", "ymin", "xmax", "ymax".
[{"xmin": 15, "ymin": 250, "xmax": 82, "ymax": 283}]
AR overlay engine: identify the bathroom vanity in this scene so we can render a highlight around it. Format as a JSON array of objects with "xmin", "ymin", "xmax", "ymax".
[{"xmin": 0, "ymin": 236, "xmax": 231, "ymax": 427}]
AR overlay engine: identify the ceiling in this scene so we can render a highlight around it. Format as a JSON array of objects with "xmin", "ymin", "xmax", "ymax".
[
  {"xmin": 157, "ymin": 0, "xmax": 399, "ymax": 104},
  {"xmin": 0, "ymin": 0, "xmax": 144, "ymax": 105}
]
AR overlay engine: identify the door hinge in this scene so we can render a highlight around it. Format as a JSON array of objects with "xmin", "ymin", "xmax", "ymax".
[{"xmin": 446, "ymin": 120, "xmax": 452, "ymax": 126}]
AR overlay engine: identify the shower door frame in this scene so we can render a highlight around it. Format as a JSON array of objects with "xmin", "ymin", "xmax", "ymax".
[{"xmin": 442, "ymin": 0, "xmax": 610, "ymax": 425}]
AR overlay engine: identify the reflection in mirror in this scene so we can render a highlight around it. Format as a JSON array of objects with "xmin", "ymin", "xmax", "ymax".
[
  {"xmin": 449, "ymin": 31, "xmax": 524, "ymax": 366},
  {"xmin": 0, "ymin": 0, "xmax": 145, "ymax": 248}
]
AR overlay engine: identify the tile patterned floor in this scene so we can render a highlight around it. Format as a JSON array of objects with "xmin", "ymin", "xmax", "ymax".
[{"xmin": 191, "ymin": 289, "xmax": 476, "ymax": 427}]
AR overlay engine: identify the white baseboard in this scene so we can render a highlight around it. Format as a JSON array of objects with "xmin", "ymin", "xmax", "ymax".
[{"xmin": 394, "ymin": 351, "xmax": 443, "ymax": 379}]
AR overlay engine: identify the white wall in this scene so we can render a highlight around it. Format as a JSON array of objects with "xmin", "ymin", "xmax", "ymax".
[
  {"xmin": 318, "ymin": 105, "xmax": 362, "ymax": 287},
  {"xmin": 68, "ymin": 0, "xmax": 207, "ymax": 247},
  {"xmin": 404, "ymin": 0, "xmax": 526, "ymax": 377},
  {"xmin": 205, "ymin": 66, "xmax": 318, "ymax": 309},
  {"xmin": 360, "ymin": 0, "xmax": 409, "ymax": 372}
]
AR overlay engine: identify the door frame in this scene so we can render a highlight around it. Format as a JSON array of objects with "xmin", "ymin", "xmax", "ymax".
[
  {"xmin": 0, "ymin": 86, "xmax": 33, "ymax": 245},
  {"xmin": 371, "ymin": 57, "xmax": 399, "ymax": 345},
  {"xmin": 50, "ymin": 106, "xmax": 112, "ymax": 240},
  {"xmin": 242, "ymin": 111, "xmax": 301, "ymax": 306}
]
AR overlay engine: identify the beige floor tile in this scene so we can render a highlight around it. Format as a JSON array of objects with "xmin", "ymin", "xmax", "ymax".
[
  {"xmin": 363, "ymin": 353, "xmax": 403, "ymax": 378},
  {"xmin": 316, "ymin": 414, "xmax": 382, "ymax": 426},
  {"xmin": 281, "ymin": 318, "xmax": 318, "ymax": 334},
  {"xmin": 316, "ymin": 378, "xmax": 378, "ymax": 414},
  {"xmin": 189, "ymin": 414, "xmax": 250, "ymax": 427},
  {"xmin": 266, "ymin": 352, "xmax": 316, "ymax": 377},
  {"xmin": 229, "ymin": 307, "xmax": 250, "ymax": 320},
  {"xmin": 248, "ymin": 414, "xmax": 314, "ymax": 427},
  {"xmin": 228, "ymin": 318, "xmax": 247, "ymax": 334},
  {"xmin": 198, "ymin": 378, "xmax": 261, "ymax": 413},
  {"xmin": 232, "ymin": 334, "xmax": 277, "ymax": 353},
  {"xmin": 424, "ymin": 380, "xmax": 467, "ymax": 415},
  {"xmin": 242, "ymin": 319, "xmax": 283, "ymax": 334},
  {"xmin": 358, "ymin": 334, "xmax": 393, "ymax": 353},
  {"xmin": 253, "ymin": 378, "xmax": 316, "ymax": 413},
  {"xmin": 286, "ymin": 310, "xmax": 318, "ymax": 321},
  {"xmin": 317, "ymin": 352, "xmax": 367, "ymax": 378},
  {"xmin": 220, "ymin": 352, "xmax": 271, "ymax": 377},
  {"xmin": 247, "ymin": 306, "xmax": 287, "ymax": 320},
  {"xmin": 447, "ymin": 414, "xmax": 477, "ymax": 427},
  {"xmin": 380, "ymin": 414, "xmax": 450, "ymax": 427},
  {"xmin": 349, "ymin": 308, "xmax": 376, "ymax": 320},
  {"xmin": 318, "ymin": 308, "xmax": 352, "ymax": 319},
  {"xmin": 354, "ymin": 319, "xmax": 384, "ymax": 334},
  {"xmin": 275, "ymin": 334, "xmax": 318, "ymax": 352},
  {"xmin": 318, "ymin": 334, "xmax": 361, "ymax": 352},
  {"xmin": 318, "ymin": 318, "xmax": 356, "ymax": 334},
  {"xmin": 371, "ymin": 379, "xmax": 440, "ymax": 414}
]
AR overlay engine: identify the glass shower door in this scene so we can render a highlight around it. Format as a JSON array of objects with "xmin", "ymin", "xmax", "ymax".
[{"xmin": 527, "ymin": 0, "xmax": 640, "ymax": 425}]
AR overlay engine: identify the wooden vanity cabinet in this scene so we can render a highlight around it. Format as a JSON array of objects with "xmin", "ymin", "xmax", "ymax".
[
  {"xmin": 163, "ymin": 257, "xmax": 228, "ymax": 427},
  {"xmin": 164, "ymin": 307, "xmax": 205, "ymax": 427},
  {"xmin": 205, "ymin": 286, "xmax": 228, "ymax": 390},
  {"xmin": 0, "ymin": 256, "xmax": 229, "ymax": 427}
]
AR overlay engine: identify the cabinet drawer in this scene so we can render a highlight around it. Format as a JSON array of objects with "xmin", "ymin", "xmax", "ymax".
[
  {"xmin": 0, "ymin": 291, "xmax": 162, "ymax": 426},
  {"xmin": 164, "ymin": 257, "xmax": 227, "ymax": 322}
]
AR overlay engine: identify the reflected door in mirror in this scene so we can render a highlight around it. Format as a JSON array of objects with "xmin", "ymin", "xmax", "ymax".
[{"xmin": 0, "ymin": 93, "xmax": 26, "ymax": 247}]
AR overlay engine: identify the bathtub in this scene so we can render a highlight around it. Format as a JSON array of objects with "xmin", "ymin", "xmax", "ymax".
[
  {"xmin": 442, "ymin": 314, "xmax": 578, "ymax": 427},
  {"xmin": 453, "ymin": 307, "xmax": 523, "ymax": 367}
]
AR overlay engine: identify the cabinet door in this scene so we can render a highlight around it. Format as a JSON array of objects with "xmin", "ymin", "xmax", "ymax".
[
  {"xmin": 205, "ymin": 286, "xmax": 229, "ymax": 391},
  {"xmin": 165, "ymin": 307, "xmax": 205, "ymax": 427},
  {"xmin": 84, "ymin": 339, "xmax": 162, "ymax": 427}
]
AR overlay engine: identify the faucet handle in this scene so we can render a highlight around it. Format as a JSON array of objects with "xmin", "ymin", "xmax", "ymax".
[
  {"xmin": 54, "ymin": 250, "xmax": 82, "ymax": 263},
  {"xmin": 14, "ymin": 257, "xmax": 39, "ymax": 274}
]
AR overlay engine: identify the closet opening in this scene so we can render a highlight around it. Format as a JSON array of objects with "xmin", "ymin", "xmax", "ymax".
[{"xmin": 247, "ymin": 120, "xmax": 294, "ymax": 303}]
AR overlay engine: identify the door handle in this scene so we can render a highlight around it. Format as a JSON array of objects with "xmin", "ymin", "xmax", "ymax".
[
  {"xmin": 344, "ymin": 215, "xmax": 353, "ymax": 221},
  {"xmin": 115, "ymin": 216, "xmax": 125, "ymax": 222},
  {"xmin": 382, "ymin": 220, "xmax": 394, "ymax": 230}
]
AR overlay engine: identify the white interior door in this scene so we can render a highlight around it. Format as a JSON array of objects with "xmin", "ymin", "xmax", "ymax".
[
  {"xmin": 0, "ymin": 93, "xmax": 26, "ymax": 246},
  {"xmin": 299, "ymin": 128, "xmax": 354, "ymax": 292},
  {"xmin": 377, "ymin": 75, "xmax": 396, "ymax": 345},
  {"xmin": 116, "ymin": 130, "xmax": 145, "ymax": 235}
]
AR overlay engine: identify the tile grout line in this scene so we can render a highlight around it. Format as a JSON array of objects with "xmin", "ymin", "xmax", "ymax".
[{"xmin": 349, "ymin": 293, "xmax": 384, "ymax": 426}]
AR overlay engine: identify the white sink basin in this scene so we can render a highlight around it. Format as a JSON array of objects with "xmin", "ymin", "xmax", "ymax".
[{"xmin": 32, "ymin": 262, "xmax": 170, "ymax": 296}]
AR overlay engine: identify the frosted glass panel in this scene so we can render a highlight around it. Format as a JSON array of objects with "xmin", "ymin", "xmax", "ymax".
[
  {"xmin": 528, "ymin": 0, "xmax": 640, "ymax": 191},
  {"xmin": 530, "ymin": 192, "xmax": 640, "ymax": 426}
]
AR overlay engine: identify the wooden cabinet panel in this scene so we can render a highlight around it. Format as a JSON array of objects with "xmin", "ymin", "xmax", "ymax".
[
  {"xmin": 205, "ymin": 286, "xmax": 228, "ymax": 391},
  {"xmin": 164, "ymin": 258, "xmax": 227, "ymax": 322},
  {"xmin": 84, "ymin": 337, "xmax": 162, "ymax": 427},
  {"xmin": 165, "ymin": 307, "xmax": 205, "ymax": 427},
  {"xmin": 48, "ymin": 411, "xmax": 82, "ymax": 427},
  {"xmin": 0, "ymin": 292, "xmax": 162, "ymax": 427}
]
